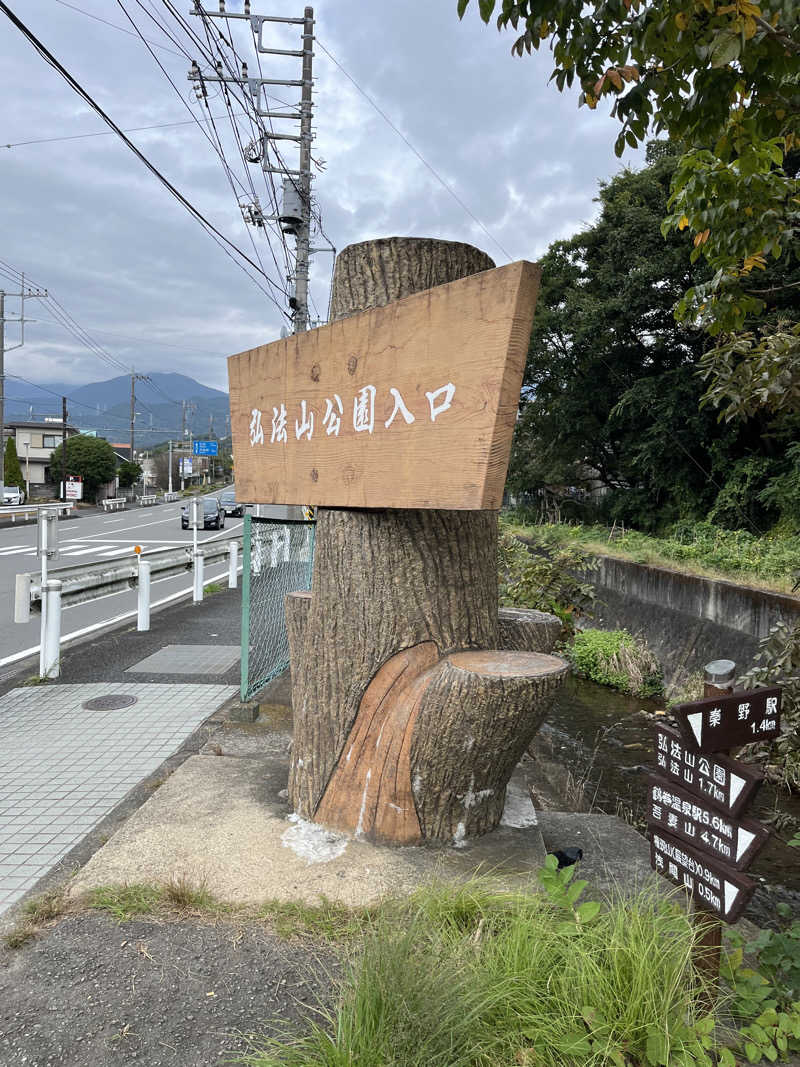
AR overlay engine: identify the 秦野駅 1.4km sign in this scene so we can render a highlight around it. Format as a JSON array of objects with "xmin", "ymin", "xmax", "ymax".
[
  {"xmin": 227, "ymin": 261, "xmax": 540, "ymax": 510},
  {"xmin": 672, "ymin": 685, "xmax": 781, "ymax": 752}
]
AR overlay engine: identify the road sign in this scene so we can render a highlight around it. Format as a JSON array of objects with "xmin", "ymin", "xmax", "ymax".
[
  {"xmin": 646, "ymin": 776, "xmax": 769, "ymax": 871},
  {"xmin": 673, "ymin": 685, "xmax": 781, "ymax": 752},
  {"xmin": 650, "ymin": 830, "xmax": 755, "ymax": 923},
  {"xmin": 654, "ymin": 725, "xmax": 762, "ymax": 817},
  {"xmin": 193, "ymin": 440, "xmax": 219, "ymax": 456},
  {"xmin": 64, "ymin": 476, "xmax": 83, "ymax": 501}
]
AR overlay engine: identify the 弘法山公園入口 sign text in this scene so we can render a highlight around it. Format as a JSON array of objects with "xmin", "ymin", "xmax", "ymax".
[{"xmin": 227, "ymin": 261, "xmax": 540, "ymax": 510}]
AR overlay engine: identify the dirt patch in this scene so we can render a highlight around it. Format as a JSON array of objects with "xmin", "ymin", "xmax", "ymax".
[{"xmin": 0, "ymin": 912, "xmax": 333, "ymax": 1066}]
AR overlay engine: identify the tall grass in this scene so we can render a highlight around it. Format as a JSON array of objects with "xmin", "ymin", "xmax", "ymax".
[{"xmin": 240, "ymin": 880, "xmax": 713, "ymax": 1067}]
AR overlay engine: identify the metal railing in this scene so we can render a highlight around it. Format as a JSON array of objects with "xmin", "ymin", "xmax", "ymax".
[
  {"xmin": 15, "ymin": 537, "xmax": 242, "ymax": 679},
  {"xmin": 0, "ymin": 502, "xmax": 74, "ymax": 523}
]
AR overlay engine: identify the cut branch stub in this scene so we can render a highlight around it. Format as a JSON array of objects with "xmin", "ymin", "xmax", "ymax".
[
  {"xmin": 314, "ymin": 647, "xmax": 568, "ymax": 844},
  {"xmin": 498, "ymin": 607, "xmax": 562, "ymax": 654}
]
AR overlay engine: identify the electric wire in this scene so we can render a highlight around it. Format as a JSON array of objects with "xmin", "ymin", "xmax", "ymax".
[
  {"xmin": 2, "ymin": 113, "xmax": 247, "ymax": 150},
  {"xmin": 0, "ymin": 1, "xmax": 292, "ymax": 320}
]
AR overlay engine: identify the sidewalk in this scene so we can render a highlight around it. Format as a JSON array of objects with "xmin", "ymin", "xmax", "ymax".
[{"xmin": 0, "ymin": 585, "xmax": 242, "ymax": 914}]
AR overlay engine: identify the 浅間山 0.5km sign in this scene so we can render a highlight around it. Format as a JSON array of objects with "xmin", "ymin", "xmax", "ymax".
[{"xmin": 227, "ymin": 261, "xmax": 540, "ymax": 510}]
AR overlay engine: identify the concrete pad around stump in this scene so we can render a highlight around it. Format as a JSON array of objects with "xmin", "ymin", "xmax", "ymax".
[{"xmin": 71, "ymin": 755, "xmax": 547, "ymax": 907}]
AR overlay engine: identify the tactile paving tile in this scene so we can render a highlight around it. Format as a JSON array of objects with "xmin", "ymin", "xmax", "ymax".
[{"xmin": 126, "ymin": 645, "xmax": 241, "ymax": 675}]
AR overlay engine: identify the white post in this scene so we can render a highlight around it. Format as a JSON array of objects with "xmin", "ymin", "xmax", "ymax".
[
  {"xmin": 137, "ymin": 559, "xmax": 151, "ymax": 631},
  {"xmin": 193, "ymin": 550, "xmax": 204, "ymax": 603},
  {"xmin": 192, "ymin": 496, "xmax": 200, "ymax": 559},
  {"xmin": 14, "ymin": 573, "xmax": 31, "ymax": 624},
  {"xmin": 228, "ymin": 540, "xmax": 238, "ymax": 589},
  {"xmin": 168, "ymin": 439, "xmax": 173, "ymax": 494},
  {"xmin": 40, "ymin": 579, "xmax": 62, "ymax": 679},
  {"xmin": 283, "ymin": 524, "xmax": 291, "ymax": 562}
]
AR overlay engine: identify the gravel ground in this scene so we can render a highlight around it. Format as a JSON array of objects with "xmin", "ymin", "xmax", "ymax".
[{"xmin": 0, "ymin": 913, "xmax": 332, "ymax": 1067}]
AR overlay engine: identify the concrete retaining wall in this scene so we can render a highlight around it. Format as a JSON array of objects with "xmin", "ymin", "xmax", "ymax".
[{"xmin": 589, "ymin": 555, "xmax": 800, "ymax": 689}]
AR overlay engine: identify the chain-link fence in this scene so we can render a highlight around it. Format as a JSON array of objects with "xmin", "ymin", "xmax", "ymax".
[{"xmin": 240, "ymin": 514, "xmax": 315, "ymax": 700}]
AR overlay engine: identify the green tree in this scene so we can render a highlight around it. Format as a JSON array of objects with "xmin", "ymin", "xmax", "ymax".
[
  {"xmin": 4, "ymin": 437, "xmax": 25, "ymax": 493},
  {"xmin": 458, "ymin": 0, "xmax": 799, "ymax": 418},
  {"xmin": 117, "ymin": 460, "xmax": 142, "ymax": 489},
  {"xmin": 49, "ymin": 436, "xmax": 117, "ymax": 502},
  {"xmin": 508, "ymin": 145, "xmax": 794, "ymax": 530}
]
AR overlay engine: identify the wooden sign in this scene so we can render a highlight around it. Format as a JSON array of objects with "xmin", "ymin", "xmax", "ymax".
[
  {"xmin": 650, "ymin": 830, "xmax": 755, "ymax": 923},
  {"xmin": 673, "ymin": 685, "xmax": 781, "ymax": 752},
  {"xmin": 654, "ymin": 725, "xmax": 762, "ymax": 817},
  {"xmin": 646, "ymin": 776, "xmax": 769, "ymax": 871},
  {"xmin": 227, "ymin": 261, "xmax": 540, "ymax": 509}
]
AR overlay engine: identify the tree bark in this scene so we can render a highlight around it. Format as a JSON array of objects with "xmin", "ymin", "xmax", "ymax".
[{"xmin": 288, "ymin": 236, "xmax": 566, "ymax": 842}]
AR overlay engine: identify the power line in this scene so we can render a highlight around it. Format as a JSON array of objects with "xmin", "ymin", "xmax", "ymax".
[
  {"xmin": 315, "ymin": 37, "xmax": 512, "ymax": 263},
  {"xmin": 53, "ymin": 0, "xmax": 183, "ymax": 56},
  {"xmin": 2, "ymin": 112, "xmax": 248, "ymax": 149},
  {"xmin": 0, "ymin": 0, "xmax": 291, "ymax": 319}
]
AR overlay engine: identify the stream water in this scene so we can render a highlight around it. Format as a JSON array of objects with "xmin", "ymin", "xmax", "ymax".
[{"xmin": 541, "ymin": 675, "xmax": 800, "ymax": 925}]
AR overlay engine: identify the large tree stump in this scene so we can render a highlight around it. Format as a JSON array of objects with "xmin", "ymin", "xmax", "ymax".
[{"xmin": 288, "ymin": 236, "xmax": 566, "ymax": 843}]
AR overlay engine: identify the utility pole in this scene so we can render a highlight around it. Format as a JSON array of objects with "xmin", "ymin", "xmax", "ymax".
[
  {"xmin": 61, "ymin": 396, "xmax": 68, "ymax": 502},
  {"xmin": 129, "ymin": 369, "xmax": 148, "ymax": 463},
  {"xmin": 0, "ymin": 278, "xmax": 47, "ymax": 500},
  {"xmin": 188, "ymin": 4, "xmax": 322, "ymax": 334}
]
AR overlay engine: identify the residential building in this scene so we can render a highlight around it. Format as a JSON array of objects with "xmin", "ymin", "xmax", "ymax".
[{"xmin": 3, "ymin": 420, "xmax": 80, "ymax": 494}]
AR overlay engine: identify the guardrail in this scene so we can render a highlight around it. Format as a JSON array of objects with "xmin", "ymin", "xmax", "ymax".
[
  {"xmin": 0, "ymin": 502, "xmax": 74, "ymax": 524},
  {"xmin": 15, "ymin": 537, "xmax": 242, "ymax": 679},
  {"xmin": 138, "ymin": 494, "xmax": 158, "ymax": 507},
  {"xmin": 163, "ymin": 491, "xmax": 180, "ymax": 503},
  {"xmin": 101, "ymin": 498, "xmax": 126, "ymax": 511}
]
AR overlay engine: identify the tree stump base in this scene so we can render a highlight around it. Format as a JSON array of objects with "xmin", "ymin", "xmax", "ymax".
[{"xmin": 286, "ymin": 587, "xmax": 568, "ymax": 845}]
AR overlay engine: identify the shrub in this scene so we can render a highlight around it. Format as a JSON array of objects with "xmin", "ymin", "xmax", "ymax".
[
  {"xmin": 567, "ymin": 628, "xmax": 664, "ymax": 698},
  {"xmin": 738, "ymin": 620, "xmax": 800, "ymax": 792},
  {"xmin": 498, "ymin": 523, "xmax": 597, "ymax": 630}
]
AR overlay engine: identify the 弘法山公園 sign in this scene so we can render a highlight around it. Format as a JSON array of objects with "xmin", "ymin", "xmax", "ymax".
[{"xmin": 227, "ymin": 261, "xmax": 540, "ymax": 510}]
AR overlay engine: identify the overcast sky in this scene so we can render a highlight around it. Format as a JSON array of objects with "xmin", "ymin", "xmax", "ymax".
[{"xmin": 0, "ymin": 0, "xmax": 644, "ymax": 396}]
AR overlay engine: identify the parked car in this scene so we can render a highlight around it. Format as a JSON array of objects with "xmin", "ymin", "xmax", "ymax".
[
  {"xmin": 181, "ymin": 497, "xmax": 225, "ymax": 530},
  {"xmin": 219, "ymin": 490, "xmax": 244, "ymax": 517},
  {"xmin": 2, "ymin": 486, "xmax": 25, "ymax": 505}
]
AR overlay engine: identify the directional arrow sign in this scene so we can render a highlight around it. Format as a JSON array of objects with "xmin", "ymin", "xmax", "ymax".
[
  {"xmin": 650, "ymin": 830, "xmax": 755, "ymax": 924},
  {"xmin": 673, "ymin": 685, "xmax": 781, "ymax": 753},
  {"xmin": 647, "ymin": 776, "xmax": 769, "ymax": 870},
  {"xmin": 654, "ymin": 725, "xmax": 762, "ymax": 817}
]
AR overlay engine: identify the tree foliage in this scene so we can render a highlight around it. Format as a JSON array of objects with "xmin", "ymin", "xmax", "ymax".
[
  {"xmin": 507, "ymin": 147, "xmax": 799, "ymax": 530},
  {"xmin": 117, "ymin": 460, "xmax": 142, "ymax": 489},
  {"xmin": 458, "ymin": 0, "xmax": 799, "ymax": 418},
  {"xmin": 4, "ymin": 437, "xmax": 25, "ymax": 492},
  {"xmin": 49, "ymin": 436, "xmax": 117, "ymax": 501}
]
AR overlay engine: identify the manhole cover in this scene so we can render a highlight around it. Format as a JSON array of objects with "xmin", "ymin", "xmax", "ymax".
[{"xmin": 82, "ymin": 694, "xmax": 139, "ymax": 712}]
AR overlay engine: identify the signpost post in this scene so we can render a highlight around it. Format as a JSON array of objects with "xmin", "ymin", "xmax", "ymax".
[{"xmin": 647, "ymin": 661, "xmax": 779, "ymax": 996}]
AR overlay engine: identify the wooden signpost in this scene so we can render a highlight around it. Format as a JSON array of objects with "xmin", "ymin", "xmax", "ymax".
[
  {"xmin": 229, "ymin": 236, "xmax": 569, "ymax": 847},
  {"xmin": 648, "ymin": 674, "xmax": 780, "ymax": 988},
  {"xmin": 228, "ymin": 259, "xmax": 540, "ymax": 511}
]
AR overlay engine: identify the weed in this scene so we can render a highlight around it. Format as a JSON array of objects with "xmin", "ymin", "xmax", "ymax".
[
  {"xmin": 204, "ymin": 581, "xmax": 226, "ymax": 595},
  {"xmin": 239, "ymin": 873, "xmax": 717, "ymax": 1066},
  {"xmin": 3, "ymin": 922, "xmax": 37, "ymax": 950},
  {"xmin": 163, "ymin": 873, "xmax": 215, "ymax": 912},
  {"xmin": 22, "ymin": 885, "xmax": 69, "ymax": 925},
  {"xmin": 87, "ymin": 883, "xmax": 162, "ymax": 921},
  {"xmin": 3, "ymin": 886, "xmax": 71, "ymax": 950},
  {"xmin": 259, "ymin": 897, "xmax": 374, "ymax": 941},
  {"xmin": 566, "ymin": 628, "xmax": 664, "ymax": 697},
  {"xmin": 19, "ymin": 674, "xmax": 50, "ymax": 687}
]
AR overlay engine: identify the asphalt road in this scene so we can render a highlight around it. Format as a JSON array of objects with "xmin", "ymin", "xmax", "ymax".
[{"xmin": 0, "ymin": 491, "xmax": 251, "ymax": 669}]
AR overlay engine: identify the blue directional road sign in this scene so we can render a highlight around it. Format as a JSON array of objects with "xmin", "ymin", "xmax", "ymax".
[{"xmin": 192, "ymin": 440, "xmax": 219, "ymax": 456}]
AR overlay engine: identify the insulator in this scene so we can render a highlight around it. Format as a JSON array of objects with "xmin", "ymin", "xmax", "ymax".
[
  {"xmin": 219, "ymin": 0, "xmax": 225, "ymax": 11},
  {"xmin": 244, "ymin": 0, "xmax": 250, "ymax": 12},
  {"xmin": 242, "ymin": 62, "xmax": 248, "ymax": 78}
]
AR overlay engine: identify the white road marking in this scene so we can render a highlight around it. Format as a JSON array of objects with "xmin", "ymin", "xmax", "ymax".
[{"xmin": 0, "ymin": 545, "xmax": 27, "ymax": 554}]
